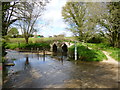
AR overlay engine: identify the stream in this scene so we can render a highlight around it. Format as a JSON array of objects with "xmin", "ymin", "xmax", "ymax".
[{"xmin": 3, "ymin": 50, "xmax": 118, "ymax": 88}]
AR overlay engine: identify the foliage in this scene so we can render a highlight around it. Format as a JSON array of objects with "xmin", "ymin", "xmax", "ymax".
[
  {"xmin": 14, "ymin": 1, "xmax": 49, "ymax": 44},
  {"xmin": 2, "ymin": 2, "xmax": 19, "ymax": 37},
  {"xmin": 68, "ymin": 43, "xmax": 107, "ymax": 61},
  {"xmin": 62, "ymin": 2, "xmax": 120, "ymax": 48},
  {"xmin": 107, "ymin": 2, "xmax": 120, "ymax": 48},
  {"xmin": 7, "ymin": 27, "xmax": 19, "ymax": 37},
  {"xmin": 6, "ymin": 42, "xmax": 50, "ymax": 51},
  {"xmin": 2, "ymin": 2, "xmax": 19, "ymax": 56},
  {"xmin": 87, "ymin": 34, "xmax": 106, "ymax": 43},
  {"xmin": 97, "ymin": 2, "xmax": 120, "ymax": 48},
  {"xmin": 110, "ymin": 50, "xmax": 120, "ymax": 61},
  {"xmin": 62, "ymin": 2, "xmax": 106, "ymax": 42},
  {"xmin": 86, "ymin": 43, "xmax": 120, "ymax": 61},
  {"xmin": 1, "ymin": 1, "xmax": 49, "ymax": 56}
]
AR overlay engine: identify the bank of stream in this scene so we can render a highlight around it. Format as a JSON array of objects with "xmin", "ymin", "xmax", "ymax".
[{"xmin": 2, "ymin": 50, "xmax": 119, "ymax": 88}]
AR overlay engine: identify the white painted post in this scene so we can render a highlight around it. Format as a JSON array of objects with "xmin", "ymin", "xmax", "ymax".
[{"xmin": 75, "ymin": 41, "xmax": 77, "ymax": 60}]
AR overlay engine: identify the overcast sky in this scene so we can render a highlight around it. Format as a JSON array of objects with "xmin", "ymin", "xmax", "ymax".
[{"xmin": 35, "ymin": 0, "xmax": 73, "ymax": 37}]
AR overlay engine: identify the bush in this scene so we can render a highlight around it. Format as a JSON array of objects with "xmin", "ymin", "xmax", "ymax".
[{"xmin": 6, "ymin": 43, "xmax": 18, "ymax": 49}]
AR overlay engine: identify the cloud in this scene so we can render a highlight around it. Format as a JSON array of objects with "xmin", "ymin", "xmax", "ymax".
[
  {"xmin": 36, "ymin": 0, "xmax": 73, "ymax": 37},
  {"xmin": 42, "ymin": 0, "xmax": 64, "ymax": 21}
]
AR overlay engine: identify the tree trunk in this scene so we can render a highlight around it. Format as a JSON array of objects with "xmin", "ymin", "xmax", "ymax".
[
  {"xmin": 25, "ymin": 37, "xmax": 29, "ymax": 44},
  {"xmin": 110, "ymin": 32, "xmax": 115, "ymax": 47},
  {"xmin": 118, "ymin": 32, "xmax": 120, "ymax": 48},
  {"xmin": 2, "ymin": 28, "xmax": 8, "ymax": 56},
  {"xmin": 2, "ymin": 42, "xmax": 7, "ymax": 57}
]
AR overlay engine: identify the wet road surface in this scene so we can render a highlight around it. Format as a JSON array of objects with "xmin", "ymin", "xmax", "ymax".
[{"xmin": 3, "ymin": 50, "xmax": 119, "ymax": 88}]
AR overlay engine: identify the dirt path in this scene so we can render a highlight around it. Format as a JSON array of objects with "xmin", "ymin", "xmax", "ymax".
[
  {"xmin": 102, "ymin": 51, "xmax": 118, "ymax": 65},
  {"xmin": 101, "ymin": 51, "xmax": 119, "ymax": 84},
  {"xmin": 83, "ymin": 43, "xmax": 119, "ymax": 65},
  {"xmin": 84, "ymin": 44, "xmax": 118, "ymax": 65}
]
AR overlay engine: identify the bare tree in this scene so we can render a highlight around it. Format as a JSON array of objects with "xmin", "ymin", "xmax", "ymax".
[{"xmin": 14, "ymin": 0, "xmax": 49, "ymax": 43}]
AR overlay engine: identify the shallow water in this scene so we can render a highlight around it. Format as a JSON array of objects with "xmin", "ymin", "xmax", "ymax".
[{"xmin": 3, "ymin": 50, "xmax": 118, "ymax": 88}]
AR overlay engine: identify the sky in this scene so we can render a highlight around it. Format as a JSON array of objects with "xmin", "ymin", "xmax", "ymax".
[
  {"xmin": 35, "ymin": 0, "xmax": 73, "ymax": 37},
  {"xmin": 14, "ymin": 0, "xmax": 115, "ymax": 37}
]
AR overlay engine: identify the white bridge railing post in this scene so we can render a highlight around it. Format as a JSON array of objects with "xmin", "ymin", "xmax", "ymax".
[{"xmin": 74, "ymin": 41, "xmax": 77, "ymax": 60}]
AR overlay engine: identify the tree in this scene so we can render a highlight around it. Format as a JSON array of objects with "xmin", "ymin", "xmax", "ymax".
[
  {"xmin": 8, "ymin": 27, "xmax": 19, "ymax": 37},
  {"xmin": 62, "ymin": 2, "xmax": 100, "ymax": 42},
  {"xmin": 2, "ymin": 2, "xmax": 19, "ymax": 37},
  {"xmin": 1, "ymin": 0, "xmax": 49, "ymax": 56},
  {"xmin": 107, "ymin": 2, "xmax": 120, "ymax": 48},
  {"xmin": 1, "ymin": 1, "xmax": 19, "ymax": 56},
  {"xmin": 62, "ymin": 1, "xmax": 120, "ymax": 47},
  {"xmin": 97, "ymin": 2, "xmax": 120, "ymax": 48},
  {"xmin": 14, "ymin": 1, "xmax": 49, "ymax": 44}
]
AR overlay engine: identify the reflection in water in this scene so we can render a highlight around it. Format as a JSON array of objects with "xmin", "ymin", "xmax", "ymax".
[
  {"xmin": 32, "ymin": 52, "xmax": 34, "ymax": 58},
  {"xmin": 43, "ymin": 50, "xmax": 45, "ymax": 62},
  {"xmin": 51, "ymin": 52, "xmax": 68, "ymax": 65},
  {"xmin": 52, "ymin": 52, "xmax": 57, "ymax": 56},
  {"xmin": 62, "ymin": 44, "xmax": 68, "ymax": 53},
  {"xmin": 36, "ymin": 53, "xmax": 39, "ymax": 60},
  {"xmin": 3, "ymin": 66, "xmax": 9, "ymax": 81},
  {"xmin": 24, "ymin": 54, "xmax": 31, "ymax": 70},
  {"xmin": 43, "ymin": 54, "xmax": 45, "ymax": 62},
  {"xmin": 61, "ymin": 58, "xmax": 63, "ymax": 65},
  {"xmin": 53, "ymin": 44, "xmax": 57, "ymax": 52}
]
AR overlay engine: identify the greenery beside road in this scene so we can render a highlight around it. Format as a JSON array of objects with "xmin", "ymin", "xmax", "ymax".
[
  {"xmin": 68, "ymin": 43, "xmax": 107, "ymax": 61},
  {"xmin": 6, "ymin": 43, "xmax": 50, "ymax": 51},
  {"xmin": 6, "ymin": 37, "xmax": 119, "ymax": 61},
  {"xmin": 85, "ymin": 43, "xmax": 120, "ymax": 61}
]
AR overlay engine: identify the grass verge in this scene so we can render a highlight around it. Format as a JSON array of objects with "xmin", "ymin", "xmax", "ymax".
[
  {"xmin": 68, "ymin": 43, "xmax": 107, "ymax": 61},
  {"xmin": 85, "ymin": 43, "xmax": 120, "ymax": 61}
]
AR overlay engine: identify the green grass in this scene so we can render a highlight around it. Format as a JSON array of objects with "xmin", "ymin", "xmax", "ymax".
[
  {"xmin": 85, "ymin": 43, "xmax": 120, "ymax": 61},
  {"xmin": 6, "ymin": 42, "xmax": 50, "ymax": 50},
  {"xmin": 68, "ymin": 43, "xmax": 107, "ymax": 61},
  {"xmin": 6, "ymin": 43, "xmax": 19, "ymax": 49}
]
